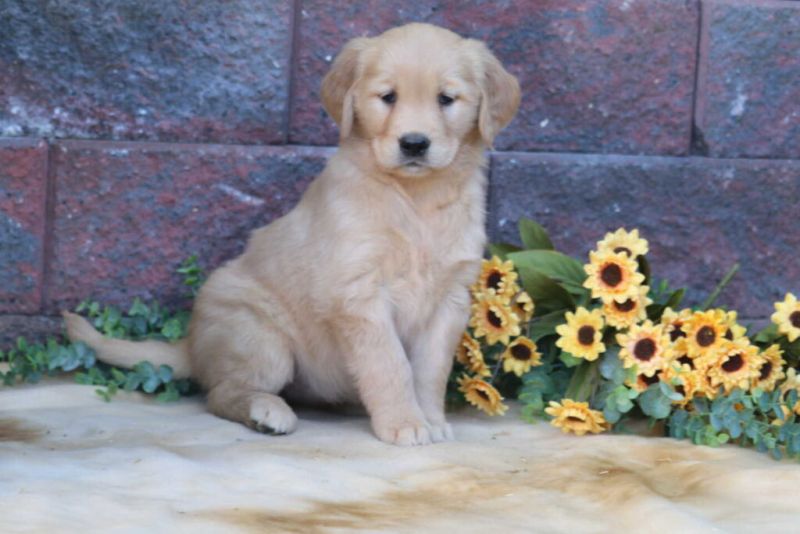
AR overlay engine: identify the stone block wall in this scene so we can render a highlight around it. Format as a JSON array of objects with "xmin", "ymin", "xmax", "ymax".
[{"xmin": 1, "ymin": 0, "xmax": 798, "ymax": 345}]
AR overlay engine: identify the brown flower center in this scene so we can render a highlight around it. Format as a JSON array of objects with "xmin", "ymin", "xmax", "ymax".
[
  {"xmin": 641, "ymin": 373, "xmax": 660, "ymax": 386},
  {"xmin": 487, "ymin": 309, "xmax": 502, "ymax": 328},
  {"xmin": 510, "ymin": 344, "xmax": 532, "ymax": 361},
  {"xmin": 614, "ymin": 246, "xmax": 633, "ymax": 257},
  {"xmin": 791, "ymin": 311, "xmax": 800, "ymax": 328},
  {"xmin": 677, "ymin": 355, "xmax": 694, "ymax": 369},
  {"xmin": 633, "ymin": 338, "xmax": 657, "ymax": 361},
  {"xmin": 670, "ymin": 323, "xmax": 687, "ymax": 342},
  {"xmin": 577, "ymin": 326, "xmax": 595, "ymax": 346},
  {"xmin": 759, "ymin": 361, "xmax": 773, "ymax": 381},
  {"xmin": 696, "ymin": 326, "xmax": 716, "ymax": 347},
  {"xmin": 614, "ymin": 299, "xmax": 636, "ymax": 312},
  {"xmin": 566, "ymin": 416, "xmax": 586, "ymax": 423},
  {"xmin": 721, "ymin": 354, "xmax": 744, "ymax": 373},
  {"xmin": 487, "ymin": 270, "xmax": 503, "ymax": 291},
  {"xmin": 475, "ymin": 389, "xmax": 490, "ymax": 401},
  {"xmin": 724, "ymin": 329, "xmax": 734, "ymax": 340},
  {"xmin": 600, "ymin": 263, "xmax": 623, "ymax": 287}
]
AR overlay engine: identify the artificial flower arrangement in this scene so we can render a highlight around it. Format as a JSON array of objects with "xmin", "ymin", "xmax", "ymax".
[{"xmin": 449, "ymin": 219, "xmax": 800, "ymax": 459}]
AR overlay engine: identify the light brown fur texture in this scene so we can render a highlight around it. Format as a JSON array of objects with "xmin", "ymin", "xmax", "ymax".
[{"xmin": 63, "ymin": 23, "xmax": 520, "ymax": 446}]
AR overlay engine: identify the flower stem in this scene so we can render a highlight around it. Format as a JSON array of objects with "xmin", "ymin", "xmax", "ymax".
[{"xmin": 701, "ymin": 263, "xmax": 740, "ymax": 310}]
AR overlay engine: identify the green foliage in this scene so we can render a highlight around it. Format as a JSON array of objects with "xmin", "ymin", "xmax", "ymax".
[
  {"xmin": 1, "ymin": 256, "xmax": 204, "ymax": 402},
  {"xmin": 668, "ymin": 388, "xmax": 800, "ymax": 459},
  {"xmin": 486, "ymin": 217, "xmax": 800, "ymax": 461}
]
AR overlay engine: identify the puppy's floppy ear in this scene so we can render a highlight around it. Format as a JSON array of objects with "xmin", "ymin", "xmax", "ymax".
[
  {"xmin": 321, "ymin": 37, "xmax": 371, "ymax": 139},
  {"xmin": 466, "ymin": 40, "xmax": 521, "ymax": 146}
]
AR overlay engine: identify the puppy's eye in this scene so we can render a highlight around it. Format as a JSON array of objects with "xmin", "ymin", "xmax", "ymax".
[
  {"xmin": 438, "ymin": 93, "xmax": 455, "ymax": 107},
  {"xmin": 380, "ymin": 91, "xmax": 397, "ymax": 105}
]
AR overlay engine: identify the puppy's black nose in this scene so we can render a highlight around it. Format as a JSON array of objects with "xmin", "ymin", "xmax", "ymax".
[{"xmin": 399, "ymin": 133, "xmax": 431, "ymax": 157}]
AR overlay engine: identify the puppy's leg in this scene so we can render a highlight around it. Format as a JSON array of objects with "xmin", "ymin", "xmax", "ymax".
[
  {"xmin": 193, "ymin": 309, "xmax": 297, "ymax": 435},
  {"xmin": 408, "ymin": 286, "xmax": 471, "ymax": 442},
  {"xmin": 207, "ymin": 381, "xmax": 298, "ymax": 435},
  {"xmin": 337, "ymin": 300, "xmax": 430, "ymax": 446}
]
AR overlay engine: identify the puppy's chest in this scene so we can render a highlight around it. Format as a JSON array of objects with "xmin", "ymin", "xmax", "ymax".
[{"xmin": 384, "ymin": 205, "xmax": 483, "ymax": 316}]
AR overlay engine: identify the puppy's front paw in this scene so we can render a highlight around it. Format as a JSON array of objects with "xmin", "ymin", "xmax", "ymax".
[
  {"xmin": 373, "ymin": 419, "xmax": 432, "ymax": 446},
  {"xmin": 428, "ymin": 421, "xmax": 454, "ymax": 443}
]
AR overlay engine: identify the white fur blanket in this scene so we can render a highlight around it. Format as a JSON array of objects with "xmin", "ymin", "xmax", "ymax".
[{"xmin": 2, "ymin": 383, "xmax": 798, "ymax": 533}]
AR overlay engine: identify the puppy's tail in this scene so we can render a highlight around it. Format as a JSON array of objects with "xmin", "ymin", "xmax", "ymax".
[{"xmin": 62, "ymin": 311, "xmax": 192, "ymax": 379}]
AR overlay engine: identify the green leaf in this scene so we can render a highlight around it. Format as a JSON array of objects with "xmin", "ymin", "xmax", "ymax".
[
  {"xmin": 664, "ymin": 288, "xmax": 686, "ymax": 310},
  {"xmin": 559, "ymin": 352, "xmax": 583, "ymax": 368},
  {"xmin": 487, "ymin": 243, "xmax": 522, "ymax": 260},
  {"xmin": 639, "ymin": 384, "xmax": 672, "ymax": 419},
  {"xmin": 599, "ymin": 346, "xmax": 626, "ymax": 384},
  {"xmin": 517, "ymin": 218, "xmax": 554, "ymax": 251},
  {"xmin": 528, "ymin": 311, "xmax": 566, "ymax": 342},
  {"xmin": 514, "ymin": 265, "xmax": 575, "ymax": 313},
  {"xmin": 659, "ymin": 381, "xmax": 684, "ymax": 402},
  {"xmin": 508, "ymin": 250, "xmax": 587, "ymax": 295},
  {"xmin": 753, "ymin": 323, "xmax": 778, "ymax": 344}
]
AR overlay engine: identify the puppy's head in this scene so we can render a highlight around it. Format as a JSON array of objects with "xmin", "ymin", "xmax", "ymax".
[{"xmin": 321, "ymin": 23, "xmax": 520, "ymax": 178}]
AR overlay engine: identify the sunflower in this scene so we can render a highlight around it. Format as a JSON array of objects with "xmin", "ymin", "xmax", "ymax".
[
  {"xmin": 555, "ymin": 307, "xmax": 606, "ymax": 361},
  {"xmin": 602, "ymin": 284, "xmax": 652, "ymax": 329},
  {"xmin": 625, "ymin": 370, "xmax": 662, "ymax": 393},
  {"xmin": 455, "ymin": 333, "xmax": 490, "ymax": 377},
  {"xmin": 545, "ymin": 399, "xmax": 608, "ymax": 436},
  {"xmin": 780, "ymin": 368, "xmax": 800, "ymax": 416},
  {"xmin": 469, "ymin": 293, "xmax": 520, "ymax": 346},
  {"xmin": 596, "ymin": 228, "xmax": 649, "ymax": 259},
  {"xmin": 472, "ymin": 256, "xmax": 519, "ymax": 302},
  {"xmin": 502, "ymin": 336, "xmax": 542, "ymax": 377},
  {"xmin": 457, "ymin": 375, "xmax": 508, "ymax": 416},
  {"xmin": 616, "ymin": 320, "xmax": 673, "ymax": 377},
  {"xmin": 772, "ymin": 293, "xmax": 800, "ymax": 342},
  {"xmin": 511, "ymin": 290, "xmax": 535, "ymax": 323},
  {"xmin": 681, "ymin": 309, "xmax": 729, "ymax": 363},
  {"xmin": 752, "ymin": 344, "xmax": 785, "ymax": 392},
  {"xmin": 722, "ymin": 310, "xmax": 747, "ymax": 341},
  {"xmin": 661, "ymin": 364, "xmax": 703, "ymax": 406},
  {"xmin": 671, "ymin": 337, "xmax": 703, "ymax": 372},
  {"xmin": 583, "ymin": 250, "xmax": 645, "ymax": 303},
  {"xmin": 707, "ymin": 338, "xmax": 763, "ymax": 394},
  {"xmin": 660, "ymin": 307, "xmax": 693, "ymax": 343}
]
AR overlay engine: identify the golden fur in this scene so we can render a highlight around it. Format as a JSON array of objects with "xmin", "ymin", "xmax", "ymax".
[{"xmin": 64, "ymin": 23, "xmax": 520, "ymax": 446}]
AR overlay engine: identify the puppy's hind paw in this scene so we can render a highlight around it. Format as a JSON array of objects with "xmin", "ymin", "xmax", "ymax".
[{"xmin": 248, "ymin": 395, "xmax": 298, "ymax": 435}]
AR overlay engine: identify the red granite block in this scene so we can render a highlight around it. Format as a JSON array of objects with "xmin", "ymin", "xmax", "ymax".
[
  {"xmin": 0, "ymin": 138, "xmax": 48, "ymax": 313},
  {"xmin": 46, "ymin": 141, "xmax": 331, "ymax": 313}
]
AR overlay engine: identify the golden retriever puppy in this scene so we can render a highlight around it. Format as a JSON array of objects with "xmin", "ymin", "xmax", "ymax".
[{"xmin": 64, "ymin": 23, "xmax": 519, "ymax": 446}]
